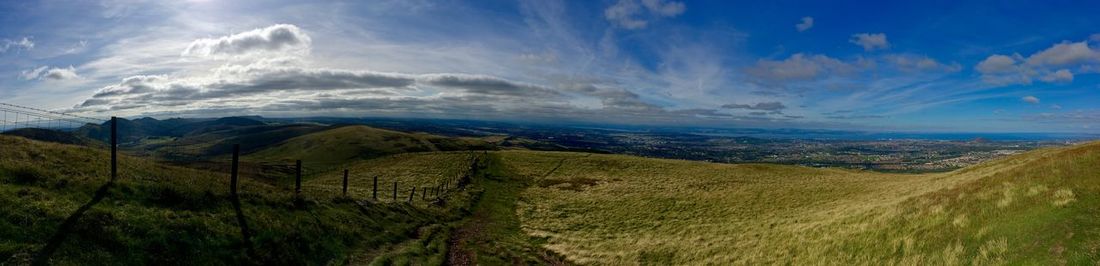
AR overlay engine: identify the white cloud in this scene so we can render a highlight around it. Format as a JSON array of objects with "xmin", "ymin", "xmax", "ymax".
[
  {"xmin": 604, "ymin": 0, "xmax": 685, "ymax": 30},
  {"xmin": 1039, "ymin": 69, "xmax": 1073, "ymax": 83},
  {"xmin": 641, "ymin": 0, "xmax": 686, "ymax": 17},
  {"xmin": 1021, "ymin": 95, "xmax": 1040, "ymax": 104},
  {"xmin": 976, "ymin": 54, "xmax": 1021, "ymax": 74},
  {"xmin": 0, "ymin": 37, "xmax": 35, "ymax": 53},
  {"xmin": 63, "ymin": 40, "xmax": 89, "ymax": 55},
  {"xmin": 745, "ymin": 53, "xmax": 854, "ymax": 82},
  {"xmin": 181, "ymin": 24, "xmax": 311, "ymax": 58},
  {"xmin": 20, "ymin": 66, "xmax": 80, "ymax": 81},
  {"xmin": 795, "ymin": 17, "xmax": 813, "ymax": 32},
  {"xmin": 849, "ymin": 33, "xmax": 889, "ymax": 51},
  {"xmin": 19, "ymin": 66, "xmax": 48, "ymax": 80},
  {"xmin": 977, "ymin": 39, "xmax": 1100, "ymax": 85},
  {"xmin": 884, "ymin": 54, "xmax": 961, "ymax": 73},
  {"xmin": 975, "ymin": 54, "xmax": 1034, "ymax": 85},
  {"xmin": 1024, "ymin": 41, "xmax": 1100, "ymax": 67}
]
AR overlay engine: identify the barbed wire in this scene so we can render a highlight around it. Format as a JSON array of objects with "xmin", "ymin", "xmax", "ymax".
[
  {"xmin": 0, "ymin": 103, "xmax": 106, "ymax": 132},
  {"xmin": 0, "ymin": 102, "xmax": 105, "ymax": 122}
]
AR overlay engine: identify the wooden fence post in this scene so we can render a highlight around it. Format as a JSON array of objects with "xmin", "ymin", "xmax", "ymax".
[
  {"xmin": 392, "ymin": 182, "xmax": 397, "ymax": 201},
  {"xmin": 407, "ymin": 187, "xmax": 415, "ymax": 202},
  {"xmin": 342, "ymin": 169, "xmax": 349, "ymax": 197},
  {"xmin": 295, "ymin": 160, "xmax": 302, "ymax": 195},
  {"xmin": 228, "ymin": 143, "xmax": 254, "ymax": 257},
  {"xmin": 231, "ymin": 144, "xmax": 240, "ymax": 196},
  {"xmin": 422, "ymin": 187, "xmax": 427, "ymax": 200},
  {"xmin": 110, "ymin": 116, "xmax": 117, "ymax": 182},
  {"xmin": 373, "ymin": 176, "xmax": 378, "ymax": 200}
]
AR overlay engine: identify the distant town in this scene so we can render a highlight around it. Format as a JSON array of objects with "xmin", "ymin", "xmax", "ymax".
[{"xmin": 320, "ymin": 118, "xmax": 1080, "ymax": 173}]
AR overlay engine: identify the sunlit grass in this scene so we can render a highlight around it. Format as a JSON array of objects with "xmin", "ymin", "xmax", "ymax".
[{"xmin": 500, "ymin": 142, "xmax": 1100, "ymax": 264}]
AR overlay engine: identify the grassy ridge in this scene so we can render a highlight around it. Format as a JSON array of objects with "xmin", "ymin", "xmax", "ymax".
[
  {"xmin": 246, "ymin": 125, "xmax": 494, "ymax": 164},
  {"xmin": 499, "ymin": 143, "xmax": 1100, "ymax": 264},
  {"xmin": 0, "ymin": 135, "xmax": 476, "ymax": 265}
]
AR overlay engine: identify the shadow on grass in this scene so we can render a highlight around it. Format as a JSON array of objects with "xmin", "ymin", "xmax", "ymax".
[
  {"xmin": 31, "ymin": 181, "xmax": 113, "ymax": 266},
  {"xmin": 231, "ymin": 194, "xmax": 257, "ymax": 259}
]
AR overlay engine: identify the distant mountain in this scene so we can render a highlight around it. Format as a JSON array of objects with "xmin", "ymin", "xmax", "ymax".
[
  {"xmin": 74, "ymin": 116, "xmax": 269, "ymax": 143},
  {"xmin": 65, "ymin": 116, "xmax": 511, "ymax": 164}
]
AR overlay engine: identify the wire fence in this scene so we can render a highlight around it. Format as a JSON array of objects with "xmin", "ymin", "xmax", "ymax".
[
  {"xmin": 4, "ymin": 102, "xmax": 490, "ymax": 263},
  {"xmin": 0, "ymin": 102, "xmax": 104, "ymax": 132}
]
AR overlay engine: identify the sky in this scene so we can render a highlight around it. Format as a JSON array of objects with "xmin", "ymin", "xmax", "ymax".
[{"xmin": 1, "ymin": 0, "xmax": 1099, "ymax": 133}]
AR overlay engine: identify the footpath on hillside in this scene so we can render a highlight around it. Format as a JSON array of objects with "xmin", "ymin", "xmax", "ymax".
[{"xmin": 347, "ymin": 152, "xmax": 567, "ymax": 265}]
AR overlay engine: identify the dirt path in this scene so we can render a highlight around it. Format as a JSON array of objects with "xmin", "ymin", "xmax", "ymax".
[{"xmin": 445, "ymin": 153, "xmax": 569, "ymax": 265}]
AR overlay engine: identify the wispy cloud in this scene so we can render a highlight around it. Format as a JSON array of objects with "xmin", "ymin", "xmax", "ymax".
[
  {"xmin": 795, "ymin": 17, "xmax": 813, "ymax": 32},
  {"xmin": 850, "ymin": 33, "xmax": 889, "ymax": 51}
]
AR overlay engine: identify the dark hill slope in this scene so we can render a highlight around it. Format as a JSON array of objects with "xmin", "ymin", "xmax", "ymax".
[{"xmin": 1, "ymin": 128, "xmax": 100, "ymax": 147}]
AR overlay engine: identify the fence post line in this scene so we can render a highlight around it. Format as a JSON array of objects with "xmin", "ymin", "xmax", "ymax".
[
  {"xmin": 373, "ymin": 176, "xmax": 378, "ymax": 200},
  {"xmin": 422, "ymin": 187, "xmax": 427, "ymax": 200},
  {"xmin": 408, "ymin": 187, "xmax": 415, "ymax": 202},
  {"xmin": 231, "ymin": 144, "xmax": 240, "ymax": 196},
  {"xmin": 392, "ymin": 182, "xmax": 397, "ymax": 202},
  {"xmin": 295, "ymin": 160, "xmax": 302, "ymax": 195},
  {"xmin": 342, "ymin": 169, "xmax": 349, "ymax": 197},
  {"xmin": 110, "ymin": 116, "xmax": 117, "ymax": 182}
]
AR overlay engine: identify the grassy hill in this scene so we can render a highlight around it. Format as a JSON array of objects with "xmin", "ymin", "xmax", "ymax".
[
  {"xmin": 1, "ymin": 128, "xmax": 101, "ymax": 147},
  {"xmin": 3, "ymin": 128, "xmax": 1098, "ymax": 264},
  {"xmin": 246, "ymin": 125, "xmax": 495, "ymax": 164},
  {"xmin": 0, "ymin": 135, "xmax": 482, "ymax": 265},
  {"xmin": 495, "ymin": 142, "xmax": 1099, "ymax": 264}
]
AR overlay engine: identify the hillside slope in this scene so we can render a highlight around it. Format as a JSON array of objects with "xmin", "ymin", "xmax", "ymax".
[
  {"xmin": 247, "ymin": 125, "xmax": 495, "ymax": 163},
  {"xmin": 4, "ymin": 129, "xmax": 1097, "ymax": 264},
  {"xmin": 497, "ymin": 142, "xmax": 1100, "ymax": 264},
  {"xmin": 0, "ymin": 135, "xmax": 478, "ymax": 265}
]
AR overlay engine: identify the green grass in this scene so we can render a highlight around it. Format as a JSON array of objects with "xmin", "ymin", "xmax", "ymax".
[
  {"xmin": 445, "ymin": 153, "xmax": 567, "ymax": 265},
  {"xmin": 246, "ymin": 125, "xmax": 493, "ymax": 164},
  {"xmin": 5, "ymin": 131, "xmax": 1100, "ymax": 265},
  {"xmin": 0, "ymin": 135, "xmax": 477, "ymax": 265}
]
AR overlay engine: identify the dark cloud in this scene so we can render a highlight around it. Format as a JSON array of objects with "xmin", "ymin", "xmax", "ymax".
[
  {"xmin": 561, "ymin": 83, "xmax": 661, "ymax": 111},
  {"xmin": 721, "ymin": 101, "xmax": 787, "ymax": 111},
  {"xmin": 825, "ymin": 114, "xmax": 886, "ymax": 119},
  {"xmin": 84, "ymin": 68, "xmax": 416, "ymax": 107},
  {"xmin": 418, "ymin": 74, "xmax": 561, "ymax": 98}
]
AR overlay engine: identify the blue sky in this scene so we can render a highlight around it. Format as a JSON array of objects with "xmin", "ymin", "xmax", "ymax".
[{"xmin": 1, "ymin": 0, "xmax": 1098, "ymax": 133}]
